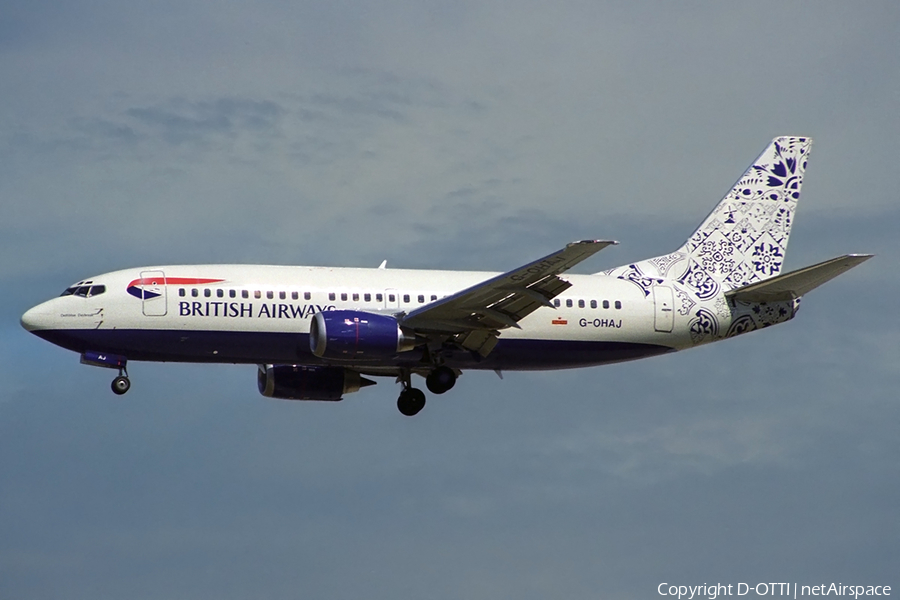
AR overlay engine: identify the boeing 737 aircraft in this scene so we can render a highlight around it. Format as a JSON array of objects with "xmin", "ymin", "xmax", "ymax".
[{"xmin": 21, "ymin": 137, "xmax": 871, "ymax": 415}]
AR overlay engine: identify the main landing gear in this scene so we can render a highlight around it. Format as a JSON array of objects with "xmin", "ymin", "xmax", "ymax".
[
  {"xmin": 396, "ymin": 369, "xmax": 425, "ymax": 416},
  {"xmin": 397, "ymin": 387, "xmax": 426, "ymax": 417},
  {"xmin": 111, "ymin": 367, "xmax": 130, "ymax": 395},
  {"xmin": 425, "ymin": 365, "xmax": 456, "ymax": 395},
  {"xmin": 396, "ymin": 367, "xmax": 459, "ymax": 416}
]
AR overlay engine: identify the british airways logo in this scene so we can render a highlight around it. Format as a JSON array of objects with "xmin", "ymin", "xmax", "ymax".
[
  {"xmin": 178, "ymin": 301, "xmax": 335, "ymax": 319},
  {"xmin": 126, "ymin": 277, "xmax": 224, "ymax": 300}
]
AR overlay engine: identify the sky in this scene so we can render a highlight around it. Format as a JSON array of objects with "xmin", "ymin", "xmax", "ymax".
[{"xmin": 2, "ymin": 1, "xmax": 899, "ymax": 598}]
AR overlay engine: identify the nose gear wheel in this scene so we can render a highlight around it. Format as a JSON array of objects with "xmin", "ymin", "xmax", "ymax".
[{"xmin": 110, "ymin": 365, "xmax": 130, "ymax": 395}]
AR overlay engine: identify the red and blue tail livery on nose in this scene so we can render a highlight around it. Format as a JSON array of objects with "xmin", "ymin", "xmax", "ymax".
[{"xmin": 126, "ymin": 277, "xmax": 225, "ymax": 299}]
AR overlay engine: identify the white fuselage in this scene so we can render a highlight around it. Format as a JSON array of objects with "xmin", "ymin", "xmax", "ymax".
[{"xmin": 22, "ymin": 264, "xmax": 695, "ymax": 373}]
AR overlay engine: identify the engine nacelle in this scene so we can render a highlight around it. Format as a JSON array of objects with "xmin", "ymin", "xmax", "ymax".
[
  {"xmin": 257, "ymin": 364, "xmax": 372, "ymax": 401},
  {"xmin": 309, "ymin": 310, "xmax": 416, "ymax": 360}
]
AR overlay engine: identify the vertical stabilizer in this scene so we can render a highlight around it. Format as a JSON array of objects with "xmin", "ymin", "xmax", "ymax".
[
  {"xmin": 677, "ymin": 136, "xmax": 812, "ymax": 292},
  {"xmin": 603, "ymin": 137, "xmax": 813, "ymax": 304}
]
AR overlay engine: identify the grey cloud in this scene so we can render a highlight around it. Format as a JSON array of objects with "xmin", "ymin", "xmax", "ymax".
[
  {"xmin": 68, "ymin": 117, "xmax": 144, "ymax": 146},
  {"xmin": 307, "ymin": 92, "xmax": 406, "ymax": 121},
  {"xmin": 123, "ymin": 98, "xmax": 285, "ymax": 146}
]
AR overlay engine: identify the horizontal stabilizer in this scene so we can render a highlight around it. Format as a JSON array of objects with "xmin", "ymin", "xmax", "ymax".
[{"xmin": 726, "ymin": 254, "xmax": 873, "ymax": 303}]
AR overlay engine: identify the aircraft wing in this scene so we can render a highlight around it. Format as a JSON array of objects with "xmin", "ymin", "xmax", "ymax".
[
  {"xmin": 401, "ymin": 240, "xmax": 616, "ymax": 355},
  {"xmin": 726, "ymin": 254, "xmax": 873, "ymax": 303}
]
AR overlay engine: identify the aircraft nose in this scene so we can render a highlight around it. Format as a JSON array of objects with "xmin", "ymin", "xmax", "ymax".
[{"xmin": 21, "ymin": 304, "xmax": 50, "ymax": 332}]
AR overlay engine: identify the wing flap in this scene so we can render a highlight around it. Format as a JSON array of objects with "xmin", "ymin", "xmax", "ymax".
[
  {"xmin": 455, "ymin": 329, "xmax": 501, "ymax": 356},
  {"xmin": 726, "ymin": 254, "xmax": 873, "ymax": 303}
]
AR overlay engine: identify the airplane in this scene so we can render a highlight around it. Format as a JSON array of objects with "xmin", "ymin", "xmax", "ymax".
[{"xmin": 21, "ymin": 136, "xmax": 872, "ymax": 416}]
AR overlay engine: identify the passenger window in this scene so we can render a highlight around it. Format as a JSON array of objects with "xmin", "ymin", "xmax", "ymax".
[
  {"xmin": 242, "ymin": 290, "xmax": 249, "ymax": 299},
  {"xmin": 230, "ymin": 289, "xmax": 236, "ymax": 298},
  {"xmin": 329, "ymin": 293, "xmax": 336, "ymax": 301},
  {"xmin": 431, "ymin": 295, "xmax": 437, "ymax": 301},
  {"xmin": 417, "ymin": 294, "xmax": 424, "ymax": 303},
  {"xmin": 279, "ymin": 291, "xmax": 286, "ymax": 300},
  {"xmin": 254, "ymin": 290, "xmax": 261, "ymax": 299},
  {"xmin": 192, "ymin": 289, "xmax": 199, "ymax": 297},
  {"xmin": 603, "ymin": 300, "xmax": 609, "ymax": 309},
  {"xmin": 553, "ymin": 299, "xmax": 560, "ymax": 307},
  {"xmin": 266, "ymin": 291, "xmax": 274, "ymax": 300},
  {"xmin": 304, "ymin": 292, "xmax": 311, "ymax": 300},
  {"xmin": 388, "ymin": 294, "xmax": 395, "ymax": 302},
  {"xmin": 204, "ymin": 289, "xmax": 211, "ymax": 298},
  {"xmin": 377, "ymin": 293, "xmax": 384, "ymax": 302},
  {"xmin": 403, "ymin": 294, "xmax": 410, "ymax": 303},
  {"xmin": 578, "ymin": 299, "xmax": 585, "ymax": 308},
  {"xmin": 566, "ymin": 299, "xmax": 573, "ymax": 308},
  {"xmin": 217, "ymin": 289, "xmax": 224, "ymax": 298},
  {"xmin": 352, "ymin": 293, "xmax": 359, "ymax": 302},
  {"xmin": 179, "ymin": 288, "xmax": 186, "ymax": 297},
  {"xmin": 615, "ymin": 301, "xmax": 622, "ymax": 309},
  {"xmin": 341, "ymin": 293, "xmax": 348, "ymax": 301},
  {"xmin": 291, "ymin": 291, "xmax": 298, "ymax": 300},
  {"xmin": 364, "ymin": 293, "xmax": 371, "ymax": 302},
  {"xmin": 590, "ymin": 300, "xmax": 597, "ymax": 309}
]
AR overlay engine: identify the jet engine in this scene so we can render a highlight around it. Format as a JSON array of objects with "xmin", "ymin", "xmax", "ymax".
[
  {"xmin": 309, "ymin": 310, "xmax": 416, "ymax": 360},
  {"xmin": 257, "ymin": 364, "xmax": 375, "ymax": 400}
]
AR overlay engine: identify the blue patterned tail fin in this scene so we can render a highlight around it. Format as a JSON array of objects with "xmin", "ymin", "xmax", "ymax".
[
  {"xmin": 602, "ymin": 137, "xmax": 813, "ymax": 302},
  {"xmin": 676, "ymin": 136, "xmax": 812, "ymax": 291}
]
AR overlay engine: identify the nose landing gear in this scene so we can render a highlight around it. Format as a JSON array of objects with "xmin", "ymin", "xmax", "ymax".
[
  {"xmin": 80, "ymin": 352, "xmax": 131, "ymax": 396},
  {"xmin": 111, "ymin": 376, "xmax": 130, "ymax": 395},
  {"xmin": 111, "ymin": 367, "xmax": 130, "ymax": 395}
]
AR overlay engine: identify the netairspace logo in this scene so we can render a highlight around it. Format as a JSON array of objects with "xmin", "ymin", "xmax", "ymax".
[{"xmin": 657, "ymin": 583, "xmax": 891, "ymax": 600}]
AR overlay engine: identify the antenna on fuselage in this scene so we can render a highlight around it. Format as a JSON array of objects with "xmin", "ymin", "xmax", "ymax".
[{"xmin": 378, "ymin": 260, "xmax": 387, "ymax": 269}]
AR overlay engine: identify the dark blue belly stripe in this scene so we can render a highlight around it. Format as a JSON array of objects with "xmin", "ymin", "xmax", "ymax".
[{"xmin": 32, "ymin": 328, "xmax": 674, "ymax": 371}]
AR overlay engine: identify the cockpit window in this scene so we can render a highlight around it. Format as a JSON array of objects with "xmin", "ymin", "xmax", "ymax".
[{"xmin": 61, "ymin": 284, "xmax": 106, "ymax": 297}]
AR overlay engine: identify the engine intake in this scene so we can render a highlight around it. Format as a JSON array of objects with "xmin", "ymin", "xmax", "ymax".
[
  {"xmin": 257, "ymin": 364, "xmax": 375, "ymax": 401},
  {"xmin": 310, "ymin": 310, "xmax": 416, "ymax": 360}
]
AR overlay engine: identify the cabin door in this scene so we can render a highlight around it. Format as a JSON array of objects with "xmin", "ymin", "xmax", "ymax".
[
  {"xmin": 140, "ymin": 270, "xmax": 167, "ymax": 316},
  {"xmin": 653, "ymin": 285, "xmax": 674, "ymax": 333}
]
